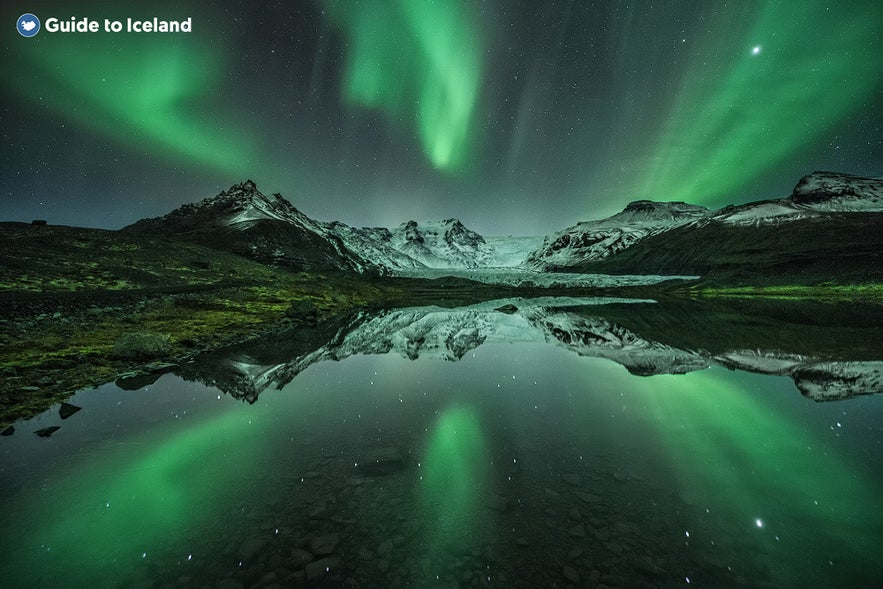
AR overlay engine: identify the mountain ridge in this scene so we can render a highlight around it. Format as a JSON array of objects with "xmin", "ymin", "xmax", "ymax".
[{"xmin": 122, "ymin": 171, "xmax": 882, "ymax": 280}]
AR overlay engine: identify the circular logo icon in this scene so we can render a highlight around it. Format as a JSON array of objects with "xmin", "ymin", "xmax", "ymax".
[{"xmin": 17, "ymin": 13, "xmax": 40, "ymax": 38}]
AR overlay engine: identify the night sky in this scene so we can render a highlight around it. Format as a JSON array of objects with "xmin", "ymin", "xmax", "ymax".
[{"xmin": 2, "ymin": 0, "xmax": 881, "ymax": 235}]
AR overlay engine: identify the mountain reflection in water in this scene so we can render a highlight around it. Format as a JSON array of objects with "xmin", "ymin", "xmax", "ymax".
[
  {"xmin": 167, "ymin": 297, "xmax": 883, "ymax": 404},
  {"xmin": 2, "ymin": 296, "xmax": 882, "ymax": 588}
]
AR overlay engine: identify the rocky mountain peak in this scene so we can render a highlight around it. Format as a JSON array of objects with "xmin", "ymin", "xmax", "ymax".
[
  {"xmin": 614, "ymin": 200, "xmax": 710, "ymax": 223},
  {"xmin": 789, "ymin": 171, "xmax": 883, "ymax": 204},
  {"xmin": 218, "ymin": 179, "xmax": 259, "ymax": 198}
]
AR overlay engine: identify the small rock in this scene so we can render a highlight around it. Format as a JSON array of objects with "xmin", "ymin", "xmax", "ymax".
[
  {"xmin": 568, "ymin": 507, "xmax": 582, "ymax": 521},
  {"xmin": 1, "ymin": 426, "xmax": 13, "ymax": 436},
  {"xmin": 486, "ymin": 493, "xmax": 509, "ymax": 512},
  {"xmin": 34, "ymin": 426, "xmax": 61, "ymax": 438},
  {"xmin": 377, "ymin": 539, "xmax": 394, "ymax": 555},
  {"xmin": 59, "ymin": 402, "xmax": 81, "ymax": 420},
  {"xmin": 111, "ymin": 332, "xmax": 172, "ymax": 360},
  {"xmin": 357, "ymin": 447, "xmax": 405, "ymax": 476},
  {"xmin": 284, "ymin": 571, "xmax": 305, "ymax": 584},
  {"xmin": 115, "ymin": 371, "xmax": 163, "ymax": 391},
  {"xmin": 310, "ymin": 533, "xmax": 339, "ymax": 556},
  {"xmin": 289, "ymin": 547, "xmax": 314, "ymax": 568},
  {"xmin": 238, "ymin": 537, "xmax": 268, "ymax": 562},
  {"xmin": 635, "ymin": 555, "xmax": 664, "ymax": 578},
  {"xmin": 284, "ymin": 300, "xmax": 319, "ymax": 325},
  {"xmin": 563, "ymin": 566, "xmax": 580, "ymax": 583},
  {"xmin": 305, "ymin": 556, "xmax": 343, "ymax": 580}
]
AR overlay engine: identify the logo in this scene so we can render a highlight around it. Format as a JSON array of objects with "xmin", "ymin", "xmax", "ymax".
[{"xmin": 17, "ymin": 13, "xmax": 40, "ymax": 37}]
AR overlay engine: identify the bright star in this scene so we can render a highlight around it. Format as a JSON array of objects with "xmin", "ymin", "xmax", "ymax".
[{"xmin": 752, "ymin": 45, "xmax": 762, "ymax": 56}]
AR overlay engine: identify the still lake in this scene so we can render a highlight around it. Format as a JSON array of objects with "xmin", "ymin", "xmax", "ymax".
[{"xmin": 2, "ymin": 298, "xmax": 882, "ymax": 588}]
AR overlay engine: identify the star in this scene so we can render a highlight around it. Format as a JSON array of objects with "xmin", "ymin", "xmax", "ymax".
[{"xmin": 751, "ymin": 45, "xmax": 762, "ymax": 56}]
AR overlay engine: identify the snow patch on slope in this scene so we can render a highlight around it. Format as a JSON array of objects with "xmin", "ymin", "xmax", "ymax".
[
  {"xmin": 526, "ymin": 201, "xmax": 710, "ymax": 270},
  {"xmin": 714, "ymin": 171, "xmax": 883, "ymax": 226}
]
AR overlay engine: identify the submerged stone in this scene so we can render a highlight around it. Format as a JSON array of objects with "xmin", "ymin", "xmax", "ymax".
[
  {"xmin": 34, "ymin": 426, "xmax": 61, "ymax": 438},
  {"xmin": 238, "ymin": 536, "xmax": 269, "ymax": 562},
  {"xmin": 356, "ymin": 447, "xmax": 406, "ymax": 476},
  {"xmin": 115, "ymin": 371, "xmax": 163, "ymax": 390},
  {"xmin": 1, "ymin": 426, "xmax": 14, "ymax": 436},
  {"xmin": 577, "ymin": 492, "xmax": 601, "ymax": 503},
  {"xmin": 305, "ymin": 556, "xmax": 343, "ymax": 580},
  {"xmin": 486, "ymin": 493, "xmax": 509, "ymax": 512},
  {"xmin": 310, "ymin": 533, "xmax": 339, "ymax": 556},
  {"xmin": 289, "ymin": 547, "xmax": 314, "ymax": 568}
]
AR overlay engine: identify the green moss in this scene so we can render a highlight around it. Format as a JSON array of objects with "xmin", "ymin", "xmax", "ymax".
[
  {"xmin": 695, "ymin": 283, "xmax": 883, "ymax": 303},
  {"xmin": 0, "ymin": 271, "xmax": 394, "ymax": 427}
]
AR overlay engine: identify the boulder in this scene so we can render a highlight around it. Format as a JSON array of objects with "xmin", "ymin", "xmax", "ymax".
[
  {"xmin": 284, "ymin": 300, "xmax": 319, "ymax": 324},
  {"xmin": 111, "ymin": 332, "xmax": 172, "ymax": 360}
]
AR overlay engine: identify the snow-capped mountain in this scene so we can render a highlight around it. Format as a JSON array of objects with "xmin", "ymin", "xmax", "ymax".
[
  {"xmin": 711, "ymin": 172, "xmax": 883, "ymax": 226},
  {"xmin": 386, "ymin": 219, "xmax": 492, "ymax": 268},
  {"xmin": 175, "ymin": 300, "xmax": 882, "ymax": 403},
  {"xmin": 526, "ymin": 200, "xmax": 710, "ymax": 271},
  {"xmin": 326, "ymin": 218, "xmax": 499, "ymax": 270},
  {"xmin": 123, "ymin": 180, "xmax": 380, "ymax": 273},
  {"xmin": 124, "ymin": 181, "xmax": 539, "ymax": 273},
  {"xmin": 528, "ymin": 171, "xmax": 883, "ymax": 277},
  {"xmin": 123, "ymin": 171, "xmax": 881, "ymax": 278},
  {"xmin": 323, "ymin": 222, "xmax": 427, "ymax": 271}
]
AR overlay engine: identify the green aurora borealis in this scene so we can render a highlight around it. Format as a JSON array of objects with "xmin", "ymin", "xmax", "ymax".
[
  {"xmin": 326, "ymin": 0, "xmax": 483, "ymax": 173},
  {"xmin": 1, "ymin": 0, "xmax": 881, "ymax": 232}
]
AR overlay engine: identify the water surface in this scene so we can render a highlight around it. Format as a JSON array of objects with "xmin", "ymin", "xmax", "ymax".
[{"xmin": 2, "ymin": 298, "xmax": 881, "ymax": 588}]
